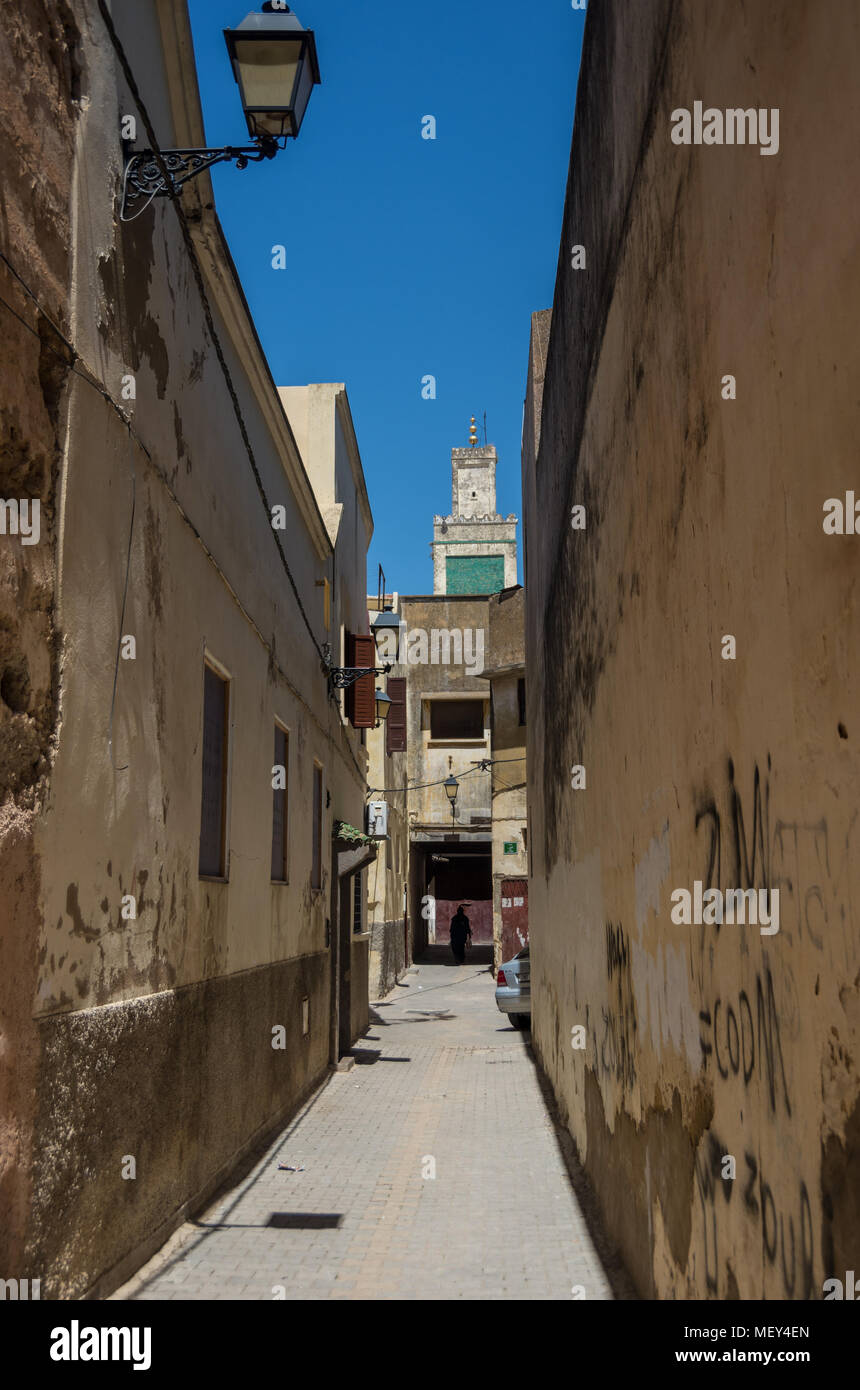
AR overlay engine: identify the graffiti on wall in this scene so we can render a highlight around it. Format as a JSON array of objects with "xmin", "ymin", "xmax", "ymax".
[
  {"xmin": 695, "ymin": 1130, "xmax": 814, "ymax": 1299},
  {"xmin": 688, "ymin": 755, "xmax": 858, "ymax": 1297},
  {"xmin": 698, "ymin": 966, "xmax": 792, "ymax": 1116},
  {"xmin": 592, "ymin": 920, "xmax": 638, "ymax": 1092},
  {"xmin": 694, "ymin": 755, "xmax": 857, "ymax": 969}
]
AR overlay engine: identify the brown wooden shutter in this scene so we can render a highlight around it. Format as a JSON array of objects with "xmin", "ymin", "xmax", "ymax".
[
  {"xmin": 199, "ymin": 664, "xmax": 228, "ymax": 876},
  {"xmin": 271, "ymin": 725, "xmax": 288, "ymax": 881},
  {"xmin": 311, "ymin": 764, "xmax": 323, "ymax": 889},
  {"xmin": 346, "ymin": 633, "xmax": 376, "ymax": 729},
  {"xmin": 386, "ymin": 677, "xmax": 407, "ymax": 754}
]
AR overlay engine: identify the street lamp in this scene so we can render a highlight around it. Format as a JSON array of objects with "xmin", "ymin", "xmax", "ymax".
[
  {"xmin": 443, "ymin": 774, "xmax": 459, "ymax": 828},
  {"xmin": 370, "ymin": 609, "xmax": 401, "ymax": 642},
  {"xmin": 121, "ymin": 3, "xmax": 321, "ymax": 220},
  {"xmin": 225, "ymin": 3, "xmax": 321, "ymax": 140},
  {"xmin": 370, "ymin": 607, "xmax": 401, "ymax": 666},
  {"xmin": 374, "ymin": 690, "xmax": 392, "ymax": 728}
]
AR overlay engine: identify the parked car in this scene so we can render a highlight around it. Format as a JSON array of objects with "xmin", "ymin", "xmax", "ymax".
[{"xmin": 495, "ymin": 946, "xmax": 530, "ymax": 1029}]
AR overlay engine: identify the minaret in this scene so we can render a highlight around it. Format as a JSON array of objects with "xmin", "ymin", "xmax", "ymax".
[{"xmin": 432, "ymin": 417, "xmax": 518, "ymax": 595}]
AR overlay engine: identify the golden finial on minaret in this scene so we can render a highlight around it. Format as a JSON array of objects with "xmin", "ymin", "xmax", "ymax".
[{"xmin": 469, "ymin": 415, "xmax": 478, "ymax": 447}]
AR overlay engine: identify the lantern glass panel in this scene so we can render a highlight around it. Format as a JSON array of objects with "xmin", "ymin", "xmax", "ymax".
[
  {"xmin": 233, "ymin": 36, "xmax": 302, "ymax": 133},
  {"xmin": 291, "ymin": 52, "xmax": 315, "ymax": 129}
]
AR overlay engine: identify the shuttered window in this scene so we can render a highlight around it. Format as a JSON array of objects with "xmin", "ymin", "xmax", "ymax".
[
  {"xmin": 345, "ymin": 633, "xmax": 376, "ymax": 729},
  {"xmin": 353, "ymin": 870, "xmax": 363, "ymax": 933},
  {"xmin": 311, "ymin": 763, "xmax": 323, "ymax": 889},
  {"xmin": 386, "ymin": 677, "xmax": 407, "ymax": 754},
  {"xmin": 271, "ymin": 724, "xmax": 289, "ymax": 882},
  {"xmin": 199, "ymin": 662, "xmax": 229, "ymax": 877}
]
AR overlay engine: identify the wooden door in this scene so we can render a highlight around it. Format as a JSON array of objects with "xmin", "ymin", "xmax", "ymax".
[{"xmin": 500, "ymin": 878, "xmax": 529, "ymax": 961}]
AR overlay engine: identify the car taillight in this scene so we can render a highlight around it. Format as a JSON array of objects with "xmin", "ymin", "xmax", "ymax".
[{"xmin": 497, "ymin": 969, "xmax": 507, "ymax": 985}]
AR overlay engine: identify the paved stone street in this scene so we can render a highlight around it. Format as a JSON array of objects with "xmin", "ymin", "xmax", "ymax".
[{"xmin": 115, "ymin": 951, "xmax": 612, "ymax": 1301}]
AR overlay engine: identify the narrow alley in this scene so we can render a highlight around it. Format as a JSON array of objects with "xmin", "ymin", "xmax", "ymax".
[
  {"xmin": 115, "ymin": 951, "xmax": 612, "ymax": 1302},
  {"xmin": 3, "ymin": 0, "xmax": 857, "ymax": 1348}
]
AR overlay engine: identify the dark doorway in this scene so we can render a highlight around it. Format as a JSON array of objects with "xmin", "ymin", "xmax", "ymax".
[
  {"xmin": 431, "ymin": 847, "xmax": 492, "ymax": 943},
  {"xmin": 413, "ymin": 840, "xmax": 493, "ymax": 958}
]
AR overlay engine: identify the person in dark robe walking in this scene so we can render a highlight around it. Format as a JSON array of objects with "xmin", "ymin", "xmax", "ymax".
[{"xmin": 449, "ymin": 905, "xmax": 472, "ymax": 964}]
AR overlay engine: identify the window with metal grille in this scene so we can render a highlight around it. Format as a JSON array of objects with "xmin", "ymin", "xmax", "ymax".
[
  {"xmin": 271, "ymin": 724, "xmax": 289, "ymax": 882},
  {"xmin": 429, "ymin": 699, "xmax": 484, "ymax": 740},
  {"xmin": 353, "ymin": 869, "xmax": 363, "ymax": 933},
  {"xmin": 311, "ymin": 763, "xmax": 323, "ymax": 890},
  {"xmin": 199, "ymin": 662, "xmax": 229, "ymax": 877}
]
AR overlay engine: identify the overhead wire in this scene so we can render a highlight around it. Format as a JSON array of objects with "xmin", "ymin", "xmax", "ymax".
[{"xmin": 367, "ymin": 754, "xmax": 525, "ymax": 799}]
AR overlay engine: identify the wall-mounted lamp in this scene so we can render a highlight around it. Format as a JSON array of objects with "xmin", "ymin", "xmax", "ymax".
[
  {"xmin": 443, "ymin": 774, "xmax": 459, "ymax": 828},
  {"xmin": 121, "ymin": 3, "xmax": 321, "ymax": 220},
  {"xmin": 374, "ymin": 690, "xmax": 392, "ymax": 728},
  {"xmin": 370, "ymin": 610, "xmax": 401, "ymax": 641}
]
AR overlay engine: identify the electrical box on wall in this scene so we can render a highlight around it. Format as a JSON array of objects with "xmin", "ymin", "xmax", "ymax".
[{"xmin": 366, "ymin": 800, "xmax": 388, "ymax": 838}]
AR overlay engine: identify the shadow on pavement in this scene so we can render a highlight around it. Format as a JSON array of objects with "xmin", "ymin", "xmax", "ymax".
[
  {"xmin": 522, "ymin": 1035, "xmax": 639, "ymax": 1300},
  {"xmin": 414, "ymin": 944, "xmax": 494, "ymax": 968}
]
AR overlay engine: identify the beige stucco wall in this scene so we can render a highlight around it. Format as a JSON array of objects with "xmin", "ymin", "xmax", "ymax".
[
  {"xmin": 524, "ymin": 0, "xmax": 860, "ymax": 1299},
  {"xmin": 480, "ymin": 589, "xmax": 527, "ymax": 968},
  {"xmin": 1, "ymin": 0, "xmax": 372, "ymax": 1297},
  {"xmin": 399, "ymin": 597, "xmax": 492, "ymax": 829},
  {"xmin": 365, "ymin": 595, "xmax": 410, "ymax": 999},
  {"xmin": 487, "ymin": 671, "xmax": 527, "ymax": 968}
]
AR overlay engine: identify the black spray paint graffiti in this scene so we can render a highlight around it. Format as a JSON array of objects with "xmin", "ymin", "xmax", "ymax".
[
  {"xmin": 771, "ymin": 814, "xmax": 858, "ymax": 973},
  {"xmin": 694, "ymin": 756, "xmax": 857, "ymax": 965},
  {"xmin": 695, "ymin": 757, "xmax": 770, "ymax": 914},
  {"xmin": 696, "ymin": 1131, "xmax": 813, "ymax": 1298},
  {"xmin": 584, "ymin": 921, "xmax": 638, "ymax": 1092},
  {"xmin": 691, "ymin": 759, "xmax": 827, "ymax": 1296},
  {"xmin": 698, "ymin": 966, "xmax": 791, "ymax": 1116},
  {"xmin": 606, "ymin": 918, "xmax": 629, "ymax": 980}
]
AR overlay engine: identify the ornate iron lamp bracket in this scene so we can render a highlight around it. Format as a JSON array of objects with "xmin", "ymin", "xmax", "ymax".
[
  {"xmin": 321, "ymin": 642, "xmax": 391, "ymax": 691},
  {"xmin": 328, "ymin": 666, "xmax": 389, "ymax": 691},
  {"xmin": 121, "ymin": 137, "xmax": 280, "ymax": 220}
]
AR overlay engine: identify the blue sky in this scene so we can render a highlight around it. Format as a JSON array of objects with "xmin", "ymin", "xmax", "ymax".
[{"xmin": 188, "ymin": 0, "xmax": 585, "ymax": 595}]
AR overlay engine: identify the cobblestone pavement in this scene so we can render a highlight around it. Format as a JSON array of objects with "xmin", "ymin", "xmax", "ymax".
[{"xmin": 115, "ymin": 951, "xmax": 613, "ymax": 1301}]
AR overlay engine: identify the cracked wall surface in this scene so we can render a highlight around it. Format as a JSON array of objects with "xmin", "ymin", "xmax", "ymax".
[{"xmin": 0, "ymin": 0, "xmax": 81, "ymax": 1275}]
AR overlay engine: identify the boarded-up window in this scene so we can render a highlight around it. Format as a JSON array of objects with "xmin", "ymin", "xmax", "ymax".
[
  {"xmin": 311, "ymin": 763, "xmax": 323, "ymax": 889},
  {"xmin": 199, "ymin": 662, "xmax": 229, "ymax": 877},
  {"xmin": 430, "ymin": 699, "xmax": 484, "ymax": 740},
  {"xmin": 353, "ymin": 869, "xmax": 363, "ymax": 933},
  {"xmin": 271, "ymin": 725, "xmax": 289, "ymax": 882},
  {"xmin": 518, "ymin": 677, "xmax": 526, "ymax": 726},
  {"xmin": 345, "ymin": 633, "xmax": 376, "ymax": 728},
  {"xmin": 386, "ymin": 677, "xmax": 407, "ymax": 754}
]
